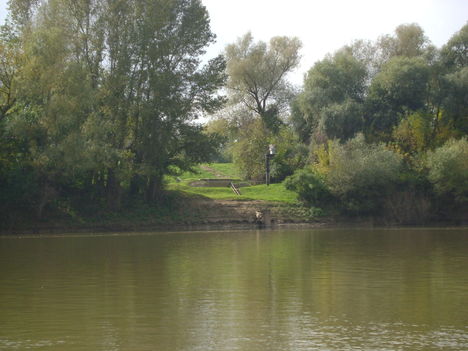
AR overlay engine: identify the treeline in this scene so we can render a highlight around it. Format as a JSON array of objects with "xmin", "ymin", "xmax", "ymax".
[
  {"xmin": 1, "ymin": 0, "xmax": 226, "ymax": 225},
  {"xmin": 208, "ymin": 23, "xmax": 467, "ymax": 223},
  {"xmin": 0, "ymin": 0, "xmax": 466, "ymax": 226}
]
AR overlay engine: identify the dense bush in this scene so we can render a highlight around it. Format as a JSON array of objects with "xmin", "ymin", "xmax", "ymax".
[
  {"xmin": 230, "ymin": 121, "xmax": 308, "ymax": 182},
  {"xmin": 286, "ymin": 135, "xmax": 403, "ymax": 215},
  {"xmin": 230, "ymin": 119, "xmax": 270, "ymax": 181},
  {"xmin": 284, "ymin": 168, "xmax": 333, "ymax": 206},
  {"xmin": 326, "ymin": 135, "xmax": 402, "ymax": 214},
  {"xmin": 270, "ymin": 128, "xmax": 308, "ymax": 181},
  {"xmin": 426, "ymin": 137, "xmax": 468, "ymax": 204}
]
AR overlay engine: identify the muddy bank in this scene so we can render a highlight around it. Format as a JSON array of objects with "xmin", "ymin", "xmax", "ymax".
[
  {"xmin": 2, "ymin": 198, "xmax": 465, "ymax": 235},
  {"xmin": 1, "ymin": 199, "xmax": 327, "ymax": 235}
]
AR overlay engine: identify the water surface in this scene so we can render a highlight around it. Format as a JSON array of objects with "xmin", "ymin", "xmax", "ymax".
[{"xmin": 1, "ymin": 227, "xmax": 467, "ymax": 350}]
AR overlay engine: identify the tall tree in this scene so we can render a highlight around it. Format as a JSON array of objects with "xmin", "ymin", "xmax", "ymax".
[
  {"xmin": 0, "ymin": 24, "xmax": 20, "ymax": 121},
  {"xmin": 376, "ymin": 23, "xmax": 432, "ymax": 63},
  {"xmin": 364, "ymin": 56, "xmax": 430, "ymax": 139},
  {"xmin": 291, "ymin": 50, "xmax": 367, "ymax": 143},
  {"xmin": 440, "ymin": 23, "xmax": 468, "ymax": 71},
  {"xmin": 225, "ymin": 33, "xmax": 301, "ymax": 132},
  {"xmin": 125, "ymin": 0, "xmax": 226, "ymax": 201}
]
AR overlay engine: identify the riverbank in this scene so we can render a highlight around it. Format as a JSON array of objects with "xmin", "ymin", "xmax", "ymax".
[
  {"xmin": 2, "ymin": 194, "xmax": 466, "ymax": 235},
  {"xmin": 1, "ymin": 197, "xmax": 329, "ymax": 235}
]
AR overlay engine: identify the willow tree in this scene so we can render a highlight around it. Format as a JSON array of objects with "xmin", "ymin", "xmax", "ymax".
[
  {"xmin": 225, "ymin": 33, "xmax": 301, "ymax": 133},
  {"xmin": 291, "ymin": 50, "xmax": 367, "ymax": 143}
]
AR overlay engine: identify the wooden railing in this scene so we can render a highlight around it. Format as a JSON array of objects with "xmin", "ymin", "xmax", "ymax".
[{"xmin": 230, "ymin": 182, "xmax": 241, "ymax": 195}]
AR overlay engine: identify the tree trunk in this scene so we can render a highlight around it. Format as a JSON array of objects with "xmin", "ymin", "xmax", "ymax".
[
  {"xmin": 106, "ymin": 168, "xmax": 122, "ymax": 211},
  {"xmin": 37, "ymin": 182, "xmax": 57, "ymax": 220},
  {"xmin": 145, "ymin": 175, "xmax": 164, "ymax": 203},
  {"xmin": 129, "ymin": 174, "xmax": 142, "ymax": 197}
]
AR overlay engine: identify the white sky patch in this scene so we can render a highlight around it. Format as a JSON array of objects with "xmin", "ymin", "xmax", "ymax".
[
  {"xmin": 0, "ymin": 0, "xmax": 466, "ymax": 86},
  {"xmin": 202, "ymin": 0, "xmax": 468, "ymax": 85}
]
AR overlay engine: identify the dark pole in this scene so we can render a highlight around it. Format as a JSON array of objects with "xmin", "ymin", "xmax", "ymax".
[
  {"xmin": 266, "ymin": 144, "xmax": 275, "ymax": 186},
  {"xmin": 265, "ymin": 153, "xmax": 270, "ymax": 186}
]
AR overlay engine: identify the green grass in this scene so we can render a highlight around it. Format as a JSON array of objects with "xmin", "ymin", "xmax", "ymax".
[
  {"xmin": 206, "ymin": 163, "xmax": 242, "ymax": 179},
  {"xmin": 167, "ymin": 183, "xmax": 239, "ymax": 199},
  {"xmin": 238, "ymin": 184, "xmax": 297, "ymax": 202},
  {"xmin": 167, "ymin": 182, "xmax": 298, "ymax": 203},
  {"xmin": 166, "ymin": 162, "xmax": 298, "ymax": 203},
  {"xmin": 166, "ymin": 166, "xmax": 214, "ymax": 183},
  {"xmin": 168, "ymin": 163, "xmax": 241, "ymax": 182}
]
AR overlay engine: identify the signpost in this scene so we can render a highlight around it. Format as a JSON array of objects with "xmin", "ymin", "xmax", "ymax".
[{"xmin": 265, "ymin": 144, "xmax": 275, "ymax": 186}]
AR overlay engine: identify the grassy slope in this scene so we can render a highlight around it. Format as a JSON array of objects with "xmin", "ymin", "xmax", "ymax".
[{"xmin": 166, "ymin": 163, "xmax": 298, "ymax": 203}]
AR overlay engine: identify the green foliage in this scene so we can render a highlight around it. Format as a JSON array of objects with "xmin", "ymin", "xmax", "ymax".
[
  {"xmin": 0, "ymin": 0, "xmax": 226, "ymax": 224},
  {"xmin": 375, "ymin": 23, "xmax": 433, "ymax": 67},
  {"xmin": 284, "ymin": 168, "xmax": 333, "ymax": 206},
  {"xmin": 286, "ymin": 135, "xmax": 403, "ymax": 215},
  {"xmin": 1, "ymin": 10, "xmax": 467, "ymax": 227},
  {"xmin": 391, "ymin": 112, "xmax": 433, "ymax": 157},
  {"xmin": 440, "ymin": 67, "xmax": 468, "ymax": 135},
  {"xmin": 270, "ymin": 127, "xmax": 308, "ymax": 181},
  {"xmin": 313, "ymin": 135, "xmax": 402, "ymax": 215},
  {"xmin": 204, "ymin": 118, "xmax": 234, "ymax": 162},
  {"xmin": 228, "ymin": 116, "xmax": 306, "ymax": 182},
  {"xmin": 393, "ymin": 23, "xmax": 431, "ymax": 58},
  {"xmin": 365, "ymin": 56, "xmax": 430, "ymax": 138},
  {"xmin": 291, "ymin": 50, "xmax": 367, "ymax": 142},
  {"xmin": 440, "ymin": 23, "xmax": 468, "ymax": 70},
  {"xmin": 0, "ymin": 24, "xmax": 20, "ymax": 122},
  {"xmin": 225, "ymin": 32, "xmax": 301, "ymax": 132},
  {"xmin": 426, "ymin": 137, "xmax": 468, "ymax": 203},
  {"xmin": 230, "ymin": 118, "xmax": 270, "ymax": 181}
]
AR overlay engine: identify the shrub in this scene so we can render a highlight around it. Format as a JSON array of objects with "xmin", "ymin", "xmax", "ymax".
[
  {"xmin": 270, "ymin": 128, "xmax": 308, "ymax": 181},
  {"xmin": 284, "ymin": 167, "xmax": 333, "ymax": 206},
  {"xmin": 426, "ymin": 137, "xmax": 468, "ymax": 204},
  {"xmin": 231, "ymin": 119, "xmax": 269, "ymax": 181},
  {"xmin": 383, "ymin": 190, "xmax": 432, "ymax": 224},
  {"xmin": 325, "ymin": 134, "xmax": 402, "ymax": 214},
  {"xmin": 231, "ymin": 121, "xmax": 308, "ymax": 182}
]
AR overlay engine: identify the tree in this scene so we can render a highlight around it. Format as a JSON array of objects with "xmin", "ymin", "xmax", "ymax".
[
  {"xmin": 225, "ymin": 33, "xmax": 301, "ymax": 133},
  {"xmin": 321, "ymin": 134, "xmax": 402, "ymax": 214},
  {"xmin": 1, "ymin": 0, "xmax": 226, "ymax": 217},
  {"xmin": 365, "ymin": 56, "xmax": 430, "ymax": 139},
  {"xmin": 437, "ymin": 23, "xmax": 468, "ymax": 136},
  {"xmin": 440, "ymin": 22, "xmax": 468, "ymax": 70},
  {"xmin": 0, "ymin": 24, "xmax": 20, "ymax": 122},
  {"xmin": 5, "ymin": 0, "xmax": 99, "ymax": 217},
  {"xmin": 284, "ymin": 167, "xmax": 333, "ymax": 206},
  {"xmin": 125, "ymin": 0, "xmax": 226, "ymax": 201},
  {"xmin": 426, "ymin": 137, "xmax": 468, "ymax": 204},
  {"xmin": 376, "ymin": 23, "xmax": 432, "ymax": 62},
  {"xmin": 230, "ymin": 116, "xmax": 270, "ymax": 181},
  {"xmin": 291, "ymin": 50, "xmax": 367, "ymax": 143}
]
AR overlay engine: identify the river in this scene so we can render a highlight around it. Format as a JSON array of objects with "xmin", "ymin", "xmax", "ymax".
[{"xmin": 1, "ymin": 227, "xmax": 467, "ymax": 350}]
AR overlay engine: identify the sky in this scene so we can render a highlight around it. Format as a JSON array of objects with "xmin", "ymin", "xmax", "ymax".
[
  {"xmin": 202, "ymin": 0, "xmax": 468, "ymax": 84},
  {"xmin": 1, "ymin": 0, "xmax": 467, "ymax": 85}
]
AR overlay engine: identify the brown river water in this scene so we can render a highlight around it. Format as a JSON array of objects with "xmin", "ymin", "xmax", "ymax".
[{"xmin": 1, "ymin": 227, "xmax": 467, "ymax": 350}]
